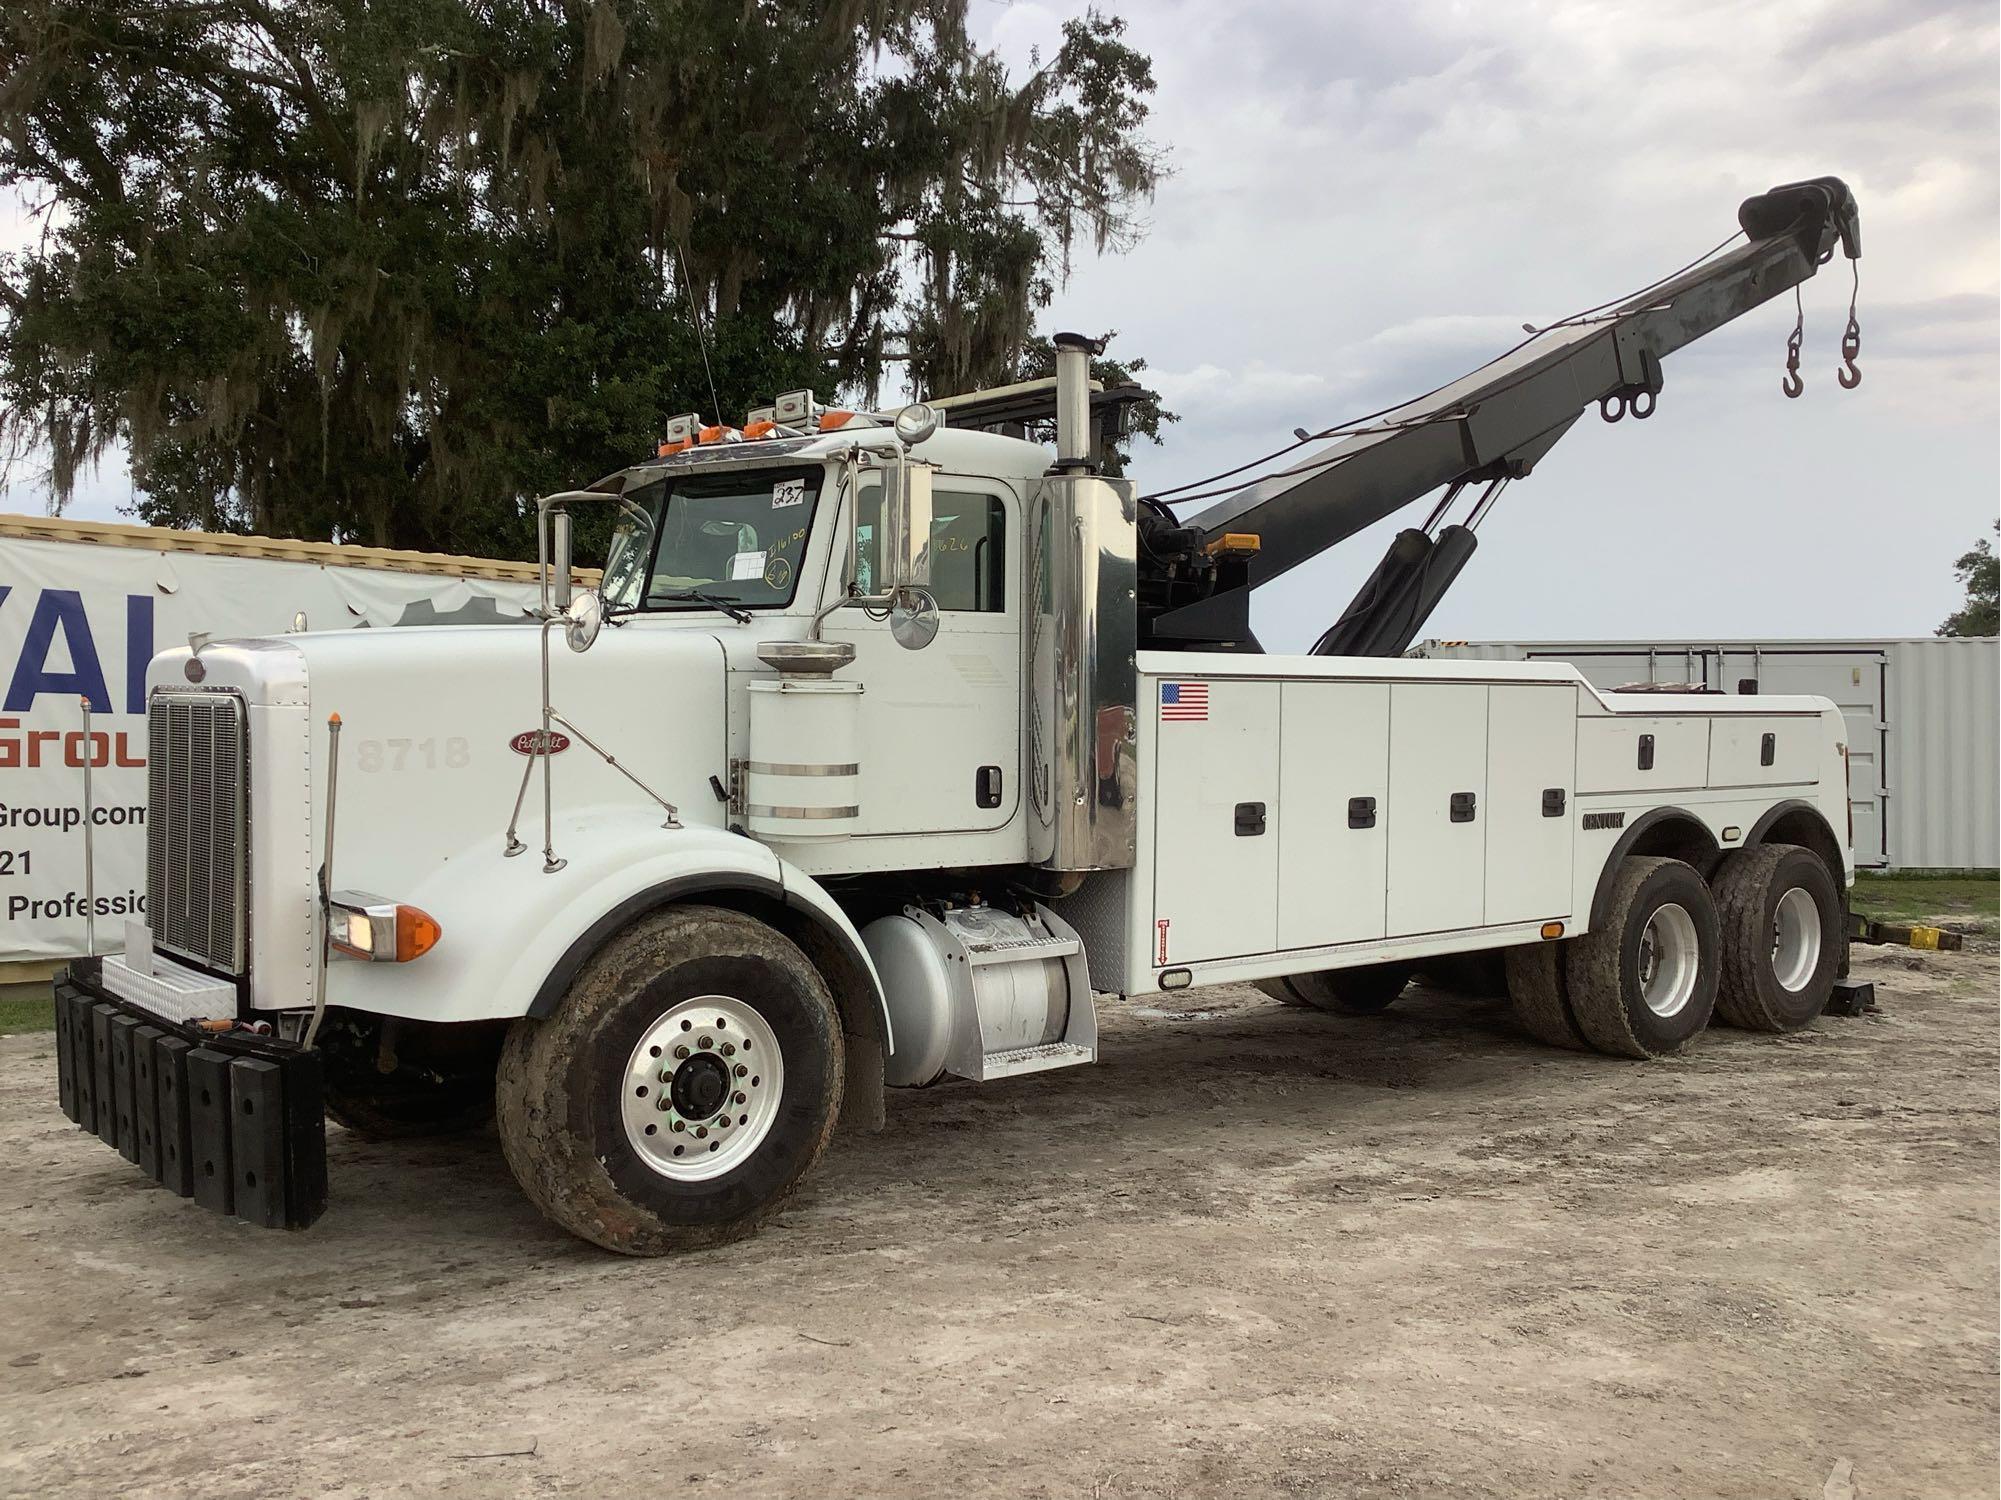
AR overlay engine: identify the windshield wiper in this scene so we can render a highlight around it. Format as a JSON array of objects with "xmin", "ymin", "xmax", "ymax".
[{"xmin": 651, "ymin": 589, "xmax": 752, "ymax": 623}]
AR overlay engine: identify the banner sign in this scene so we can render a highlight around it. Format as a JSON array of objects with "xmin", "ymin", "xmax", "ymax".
[{"xmin": 0, "ymin": 531, "xmax": 541, "ymax": 964}]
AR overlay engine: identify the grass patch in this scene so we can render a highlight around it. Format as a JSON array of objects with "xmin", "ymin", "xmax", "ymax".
[
  {"xmin": 1853, "ymin": 872, "xmax": 2000, "ymax": 924},
  {"xmin": 0, "ymin": 991, "xmax": 55, "ymax": 1035}
]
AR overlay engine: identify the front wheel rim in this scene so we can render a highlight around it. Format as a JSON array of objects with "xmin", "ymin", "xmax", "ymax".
[
  {"xmin": 1637, "ymin": 902, "xmax": 1701, "ymax": 1018},
  {"xmin": 1770, "ymin": 886, "xmax": 1822, "ymax": 992},
  {"xmin": 622, "ymin": 995, "xmax": 785, "ymax": 1182}
]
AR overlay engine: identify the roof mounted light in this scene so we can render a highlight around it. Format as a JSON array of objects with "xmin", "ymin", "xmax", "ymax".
[
  {"xmin": 893, "ymin": 402, "xmax": 941, "ymax": 445},
  {"xmin": 663, "ymin": 413, "xmax": 702, "ymax": 447},
  {"xmin": 775, "ymin": 390, "xmax": 819, "ymax": 425}
]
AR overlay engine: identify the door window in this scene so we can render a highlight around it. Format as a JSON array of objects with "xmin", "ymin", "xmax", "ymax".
[{"xmin": 857, "ymin": 487, "xmax": 1008, "ymax": 611}]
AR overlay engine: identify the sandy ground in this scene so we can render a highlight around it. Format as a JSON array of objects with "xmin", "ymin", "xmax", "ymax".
[{"xmin": 1, "ymin": 940, "xmax": 1994, "ymax": 1500}]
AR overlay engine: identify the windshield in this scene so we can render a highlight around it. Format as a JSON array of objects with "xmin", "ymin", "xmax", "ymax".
[{"xmin": 602, "ymin": 465, "xmax": 826, "ymax": 613}]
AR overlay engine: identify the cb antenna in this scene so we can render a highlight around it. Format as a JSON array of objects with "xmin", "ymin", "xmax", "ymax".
[{"xmin": 674, "ymin": 239, "xmax": 724, "ymax": 423}]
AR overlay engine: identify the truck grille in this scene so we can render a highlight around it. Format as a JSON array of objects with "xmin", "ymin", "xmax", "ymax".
[{"xmin": 147, "ymin": 693, "xmax": 248, "ymax": 975}]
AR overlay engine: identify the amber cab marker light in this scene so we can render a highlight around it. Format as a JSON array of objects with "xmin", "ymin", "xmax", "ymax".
[{"xmin": 1540, "ymin": 922, "xmax": 1565, "ymax": 940}]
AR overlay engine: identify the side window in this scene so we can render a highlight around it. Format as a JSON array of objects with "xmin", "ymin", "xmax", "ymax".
[{"xmin": 857, "ymin": 486, "xmax": 1008, "ymax": 613}]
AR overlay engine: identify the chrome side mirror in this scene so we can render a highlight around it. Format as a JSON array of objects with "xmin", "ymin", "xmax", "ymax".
[
  {"xmin": 564, "ymin": 589, "xmax": 605, "ymax": 653},
  {"xmin": 550, "ymin": 510, "xmax": 575, "ymax": 612},
  {"xmin": 881, "ymin": 457, "xmax": 932, "ymax": 592}
]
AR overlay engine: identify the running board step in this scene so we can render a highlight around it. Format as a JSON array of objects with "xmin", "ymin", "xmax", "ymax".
[
  {"xmin": 979, "ymin": 1041, "xmax": 1096, "ymax": 1078},
  {"xmin": 963, "ymin": 935, "xmax": 1081, "ymax": 966}
]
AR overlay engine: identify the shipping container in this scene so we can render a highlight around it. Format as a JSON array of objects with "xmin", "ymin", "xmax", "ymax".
[{"xmin": 1415, "ymin": 637, "xmax": 1999, "ymax": 871}]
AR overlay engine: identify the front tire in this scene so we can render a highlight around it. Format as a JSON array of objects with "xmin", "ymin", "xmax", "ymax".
[
  {"xmin": 1566, "ymin": 856, "xmax": 1720, "ymax": 1058},
  {"xmin": 1712, "ymin": 843, "xmax": 1840, "ymax": 1031},
  {"xmin": 497, "ymin": 905, "xmax": 844, "ymax": 1255}
]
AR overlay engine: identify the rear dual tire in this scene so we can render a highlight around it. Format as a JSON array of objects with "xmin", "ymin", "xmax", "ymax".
[
  {"xmin": 1712, "ymin": 843, "xmax": 1841, "ymax": 1031},
  {"xmin": 1505, "ymin": 855, "xmax": 1720, "ymax": 1058},
  {"xmin": 1506, "ymin": 845, "xmax": 1839, "ymax": 1058},
  {"xmin": 1563, "ymin": 857, "xmax": 1720, "ymax": 1058}
]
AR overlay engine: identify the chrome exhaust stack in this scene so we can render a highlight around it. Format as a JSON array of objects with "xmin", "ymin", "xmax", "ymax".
[{"xmin": 1052, "ymin": 331, "xmax": 1099, "ymax": 472}]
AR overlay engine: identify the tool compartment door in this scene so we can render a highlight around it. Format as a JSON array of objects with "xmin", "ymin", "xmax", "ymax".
[
  {"xmin": 1151, "ymin": 678, "xmax": 1280, "ymax": 964},
  {"xmin": 1277, "ymin": 680, "xmax": 1390, "ymax": 948},
  {"xmin": 1483, "ymin": 685, "xmax": 1578, "ymax": 926},
  {"xmin": 1386, "ymin": 683, "xmax": 1488, "ymax": 935}
]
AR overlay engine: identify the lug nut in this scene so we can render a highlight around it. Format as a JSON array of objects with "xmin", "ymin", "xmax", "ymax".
[
  {"xmin": 674, "ymin": 1045, "xmax": 690, "ymax": 1059},
  {"xmin": 721, "ymin": 1042, "xmax": 736, "ymax": 1056},
  {"xmin": 671, "ymin": 1120, "xmax": 685, "ymax": 1133},
  {"xmin": 695, "ymin": 1126, "xmax": 708, "ymax": 1139},
  {"xmin": 734, "ymin": 1064, "xmax": 747, "ymax": 1078},
  {"xmin": 697, "ymin": 1036, "xmax": 713, "ymax": 1050},
  {"xmin": 733, "ymin": 1091, "xmax": 746, "ymax": 1105},
  {"xmin": 656, "ymin": 1095, "xmax": 671, "ymax": 1112}
]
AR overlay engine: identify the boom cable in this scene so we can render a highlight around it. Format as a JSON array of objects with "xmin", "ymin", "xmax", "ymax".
[{"xmin": 1142, "ymin": 229, "xmax": 1748, "ymax": 510}]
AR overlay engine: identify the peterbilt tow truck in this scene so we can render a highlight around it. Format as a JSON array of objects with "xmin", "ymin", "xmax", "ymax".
[{"xmin": 55, "ymin": 177, "xmax": 1866, "ymax": 1254}]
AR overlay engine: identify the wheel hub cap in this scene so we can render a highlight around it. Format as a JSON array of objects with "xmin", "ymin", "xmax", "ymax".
[
  {"xmin": 1639, "ymin": 902, "xmax": 1701, "ymax": 1018},
  {"xmin": 668, "ymin": 1052, "xmax": 731, "ymax": 1120},
  {"xmin": 1770, "ymin": 885, "xmax": 1822, "ymax": 992},
  {"xmin": 622, "ymin": 994, "xmax": 784, "ymax": 1182}
]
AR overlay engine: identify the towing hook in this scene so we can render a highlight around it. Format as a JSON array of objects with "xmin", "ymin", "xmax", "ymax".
[
  {"xmin": 1838, "ymin": 315, "xmax": 1863, "ymax": 389},
  {"xmin": 1628, "ymin": 388, "xmax": 1656, "ymax": 420},
  {"xmin": 1783, "ymin": 290, "xmax": 1806, "ymax": 399},
  {"xmin": 1598, "ymin": 393, "xmax": 1627, "ymax": 423}
]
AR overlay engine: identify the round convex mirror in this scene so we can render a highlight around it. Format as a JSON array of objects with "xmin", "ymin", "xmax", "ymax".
[
  {"xmin": 564, "ymin": 589, "xmax": 605, "ymax": 653},
  {"xmin": 888, "ymin": 587, "xmax": 939, "ymax": 651}
]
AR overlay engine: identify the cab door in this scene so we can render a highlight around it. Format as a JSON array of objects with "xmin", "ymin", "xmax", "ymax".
[{"xmin": 832, "ymin": 477, "xmax": 1021, "ymax": 835}]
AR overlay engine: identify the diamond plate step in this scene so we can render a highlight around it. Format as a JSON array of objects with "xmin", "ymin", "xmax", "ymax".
[{"xmin": 978, "ymin": 1041, "xmax": 1095, "ymax": 1079}]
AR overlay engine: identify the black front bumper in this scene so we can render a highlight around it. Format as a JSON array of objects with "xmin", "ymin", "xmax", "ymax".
[{"xmin": 54, "ymin": 960, "xmax": 328, "ymax": 1230}]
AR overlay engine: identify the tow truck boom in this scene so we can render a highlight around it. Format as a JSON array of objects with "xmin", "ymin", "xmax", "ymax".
[{"xmin": 1141, "ymin": 176, "xmax": 1862, "ymax": 652}]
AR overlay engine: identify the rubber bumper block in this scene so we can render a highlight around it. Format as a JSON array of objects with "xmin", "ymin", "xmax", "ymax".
[{"xmin": 52, "ymin": 968, "xmax": 329, "ymax": 1230}]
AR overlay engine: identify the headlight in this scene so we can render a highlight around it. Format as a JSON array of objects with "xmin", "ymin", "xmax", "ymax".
[{"xmin": 328, "ymin": 892, "xmax": 442, "ymax": 963}]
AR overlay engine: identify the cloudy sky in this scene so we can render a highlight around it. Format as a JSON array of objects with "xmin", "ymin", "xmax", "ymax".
[
  {"xmin": 977, "ymin": 0, "xmax": 1998, "ymax": 647},
  {"xmin": 5, "ymin": 0, "xmax": 1995, "ymax": 649}
]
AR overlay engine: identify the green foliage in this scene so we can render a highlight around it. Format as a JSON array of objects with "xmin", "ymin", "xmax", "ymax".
[
  {"xmin": 1937, "ymin": 523, "xmax": 1998, "ymax": 638},
  {"xmin": 0, "ymin": 1, "xmax": 1162, "ymax": 557}
]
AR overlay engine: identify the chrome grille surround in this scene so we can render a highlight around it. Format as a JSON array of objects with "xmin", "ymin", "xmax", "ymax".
[{"xmin": 147, "ymin": 691, "xmax": 249, "ymax": 976}]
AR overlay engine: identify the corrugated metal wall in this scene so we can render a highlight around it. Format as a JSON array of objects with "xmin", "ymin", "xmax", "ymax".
[
  {"xmin": 1414, "ymin": 637, "xmax": 1999, "ymax": 871},
  {"xmin": 1886, "ymin": 639, "xmax": 1999, "ymax": 870}
]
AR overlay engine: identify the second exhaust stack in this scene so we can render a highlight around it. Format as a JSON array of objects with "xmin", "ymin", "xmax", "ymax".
[{"xmin": 1052, "ymin": 331, "xmax": 1099, "ymax": 470}]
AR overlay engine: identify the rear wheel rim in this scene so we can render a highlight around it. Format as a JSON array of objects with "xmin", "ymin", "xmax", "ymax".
[
  {"xmin": 622, "ymin": 994, "xmax": 784, "ymax": 1182},
  {"xmin": 1771, "ymin": 885, "xmax": 1822, "ymax": 992},
  {"xmin": 1637, "ymin": 902, "xmax": 1701, "ymax": 1018}
]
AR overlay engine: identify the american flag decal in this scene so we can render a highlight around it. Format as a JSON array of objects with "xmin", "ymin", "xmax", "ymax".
[{"xmin": 1159, "ymin": 681, "xmax": 1210, "ymax": 722}]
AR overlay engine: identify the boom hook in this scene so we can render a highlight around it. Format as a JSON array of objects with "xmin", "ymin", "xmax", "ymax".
[
  {"xmin": 1838, "ymin": 263, "xmax": 1863, "ymax": 389},
  {"xmin": 1782, "ymin": 288, "xmax": 1805, "ymax": 399}
]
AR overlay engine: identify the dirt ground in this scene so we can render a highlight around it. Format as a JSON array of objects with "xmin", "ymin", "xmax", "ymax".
[{"xmin": 2, "ymin": 939, "xmax": 1994, "ymax": 1500}]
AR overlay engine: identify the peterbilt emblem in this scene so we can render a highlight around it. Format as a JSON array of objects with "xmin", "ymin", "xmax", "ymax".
[{"xmin": 510, "ymin": 729, "xmax": 571, "ymax": 756}]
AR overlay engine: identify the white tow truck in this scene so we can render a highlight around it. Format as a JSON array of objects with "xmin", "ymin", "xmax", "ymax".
[{"xmin": 56, "ymin": 178, "xmax": 1868, "ymax": 1252}]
